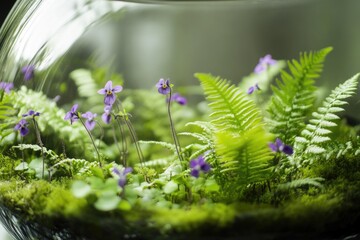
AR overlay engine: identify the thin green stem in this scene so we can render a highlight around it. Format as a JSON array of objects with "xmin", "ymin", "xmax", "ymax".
[
  {"xmin": 32, "ymin": 118, "xmax": 46, "ymax": 179},
  {"xmin": 124, "ymin": 117, "xmax": 144, "ymax": 166},
  {"xmin": 167, "ymin": 90, "xmax": 183, "ymax": 162},
  {"xmin": 79, "ymin": 117, "xmax": 102, "ymax": 167},
  {"xmin": 113, "ymin": 117, "xmax": 128, "ymax": 166}
]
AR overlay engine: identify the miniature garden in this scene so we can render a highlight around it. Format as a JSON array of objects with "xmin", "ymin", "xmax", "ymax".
[{"xmin": 0, "ymin": 47, "xmax": 360, "ymax": 239}]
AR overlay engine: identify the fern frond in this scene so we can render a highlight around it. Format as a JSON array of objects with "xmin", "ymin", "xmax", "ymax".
[
  {"xmin": 294, "ymin": 73, "xmax": 359, "ymax": 164},
  {"xmin": 195, "ymin": 73, "xmax": 262, "ymax": 133},
  {"xmin": 69, "ymin": 69, "xmax": 104, "ymax": 109},
  {"xmin": 52, "ymin": 158, "xmax": 97, "ymax": 176},
  {"xmin": 267, "ymin": 47, "xmax": 333, "ymax": 144},
  {"xmin": 5, "ymin": 86, "xmax": 95, "ymax": 159},
  {"xmin": 136, "ymin": 158, "xmax": 173, "ymax": 168},
  {"xmin": 277, "ymin": 177, "xmax": 324, "ymax": 191},
  {"xmin": 139, "ymin": 140, "xmax": 176, "ymax": 153},
  {"xmin": 0, "ymin": 91, "xmax": 17, "ymax": 145},
  {"xmin": 12, "ymin": 144, "xmax": 58, "ymax": 160},
  {"xmin": 216, "ymin": 128, "xmax": 273, "ymax": 185}
]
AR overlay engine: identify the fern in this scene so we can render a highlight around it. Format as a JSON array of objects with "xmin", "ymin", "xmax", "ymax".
[
  {"xmin": 12, "ymin": 144, "xmax": 58, "ymax": 160},
  {"xmin": 277, "ymin": 177, "xmax": 324, "ymax": 191},
  {"xmin": 267, "ymin": 47, "xmax": 332, "ymax": 144},
  {"xmin": 196, "ymin": 73, "xmax": 263, "ymax": 133},
  {"xmin": 294, "ymin": 73, "xmax": 359, "ymax": 165},
  {"xmin": 178, "ymin": 121, "xmax": 215, "ymax": 160},
  {"xmin": 196, "ymin": 73, "xmax": 273, "ymax": 186},
  {"xmin": 216, "ymin": 128, "xmax": 273, "ymax": 185},
  {"xmin": 70, "ymin": 69, "xmax": 100, "ymax": 100},
  {"xmin": 5, "ymin": 86, "xmax": 95, "ymax": 159},
  {"xmin": 0, "ymin": 91, "xmax": 17, "ymax": 146},
  {"xmin": 52, "ymin": 158, "xmax": 97, "ymax": 176}
]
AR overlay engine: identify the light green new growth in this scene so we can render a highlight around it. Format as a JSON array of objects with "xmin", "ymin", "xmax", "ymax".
[
  {"xmin": 179, "ymin": 121, "xmax": 215, "ymax": 160},
  {"xmin": 294, "ymin": 73, "xmax": 359, "ymax": 165},
  {"xmin": 267, "ymin": 47, "xmax": 332, "ymax": 144},
  {"xmin": 196, "ymin": 73, "xmax": 273, "ymax": 186}
]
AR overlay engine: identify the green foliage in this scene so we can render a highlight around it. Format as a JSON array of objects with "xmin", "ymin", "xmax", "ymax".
[
  {"xmin": 216, "ymin": 128, "xmax": 273, "ymax": 186},
  {"xmin": 294, "ymin": 73, "xmax": 359, "ymax": 165},
  {"xmin": 277, "ymin": 177, "xmax": 325, "ymax": 191},
  {"xmin": 196, "ymin": 73, "xmax": 273, "ymax": 189},
  {"xmin": 179, "ymin": 121, "xmax": 215, "ymax": 160},
  {"xmin": 0, "ymin": 91, "xmax": 17, "ymax": 147},
  {"xmin": 267, "ymin": 47, "xmax": 333, "ymax": 144},
  {"xmin": 196, "ymin": 73, "xmax": 263, "ymax": 134},
  {"xmin": 5, "ymin": 86, "xmax": 94, "ymax": 159}
]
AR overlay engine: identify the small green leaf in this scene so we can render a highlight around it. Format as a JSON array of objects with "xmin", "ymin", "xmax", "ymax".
[
  {"xmin": 71, "ymin": 180, "xmax": 92, "ymax": 198},
  {"xmin": 14, "ymin": 162, "xmax": 29, "ymax": 171},
  {"xmin": 118, "ymin": 200, "xmax": 132, "ymax": 211},
  {"xmin": 163, "ymin": 180, "xmax": 178, "ymax": 194},
  {"xmin": 29, "ymin": 158, "xmax": 48, "ymax": 179},
  {"xmin": 205, "ymin": 178, "xmax": 220, "ymax": 193},
  {"xmin": 94, "ymin": 191, "xmax": 120, "ymax": 211}
]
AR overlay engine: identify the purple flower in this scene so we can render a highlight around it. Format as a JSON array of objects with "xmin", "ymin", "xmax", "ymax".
[
  {"xmin": 81, "ymin": 111, "xmax": 97, "ymax": 131},
  {"xmin": 22, "ymin": 110, "xmax": 40, "ymax": 118},
  {"xmin": 14, "ymin": 119, "xmax": 29, "ymax": 137},
  {"xmin": 168, "ymin": 93, "xmax": 187, "ymax": 105},
  {"xmin": 64, "ymin": 104, "xmax": 79, "ymax": 124},
  {"xmin": 254, "ymin": 54, "xmax": 277, "ymax": 74},
  {"xmin": 189, "ymin": 155, "xmax": 211, "ymax": 178},
  {"xmin": 102, "ymin": 105, "xmax": 112, "ymax": 124},
  {"xmin": 0, "ymin": 82, "xmax": 14, "ymax": 93},
  {"xmin": 247, "ymin": 83, "xmax": 260, "ymax": 94},
  {"xmin": 156, "ymin": 78, "xmax": 171, "ymax": 95},
  {"xmin": 97, "ymin": 80, "xmax": 123, "ymax": 106},
  {"xmin": 112, "ymin": 166, "xmax": 133, "ymax": 188},
  {"xmin": 21, "ymin": 65, "xmax": 35, "ymax": 81},
  {"xmin": 269, "ymin": 138, "xmax": 293, "ymax": 155}
]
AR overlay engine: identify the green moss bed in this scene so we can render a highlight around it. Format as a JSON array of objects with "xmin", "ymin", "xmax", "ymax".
[{"xmin": 1, "ymin": 155, "xmax": 359, "ymax": 240}]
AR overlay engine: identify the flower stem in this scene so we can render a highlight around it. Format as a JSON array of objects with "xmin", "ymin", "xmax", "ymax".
[
  {"xmin": 113, "ymin": 118, "xmax": 128, "ymax": 166},
  {"xmin": 32, "ymin": 118, "xmax": 46, "ymax": 179},
  {"xmin": 79, "ymin": 117, "xmax": 102, "ymax": 167},
  {"xmin": 167, "ymin": 90, "xmax": 183, "ymax": 162},
  {"xmin": 124, "ymin": 118, "xmax": 144, "ymax": 166}
]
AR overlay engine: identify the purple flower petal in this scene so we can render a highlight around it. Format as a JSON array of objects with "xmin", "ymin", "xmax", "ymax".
[
  {"xmin": 124, "ymin": 167, "xmax": 133, "ymax": 175},
  {"xmin": 104, "ymin": 94, "xmax": 116, "ymax": 106},
  {"xmin": 156, "ymin": 78, "xmax": 171, "ymax": 95},
  {"xmin": 269, "ymin": 143, "xmax": 278, "ymax": 152},
  {"xmin": 189, "ymin": 155, "xmax": 211, "ymax": 178},
  {"xmin": 85, "ymin": 120, "xmax": 96, "ymax": 131},
  {"xmin": 104, "ymin": 81, "xmax": 113, "ymax": 91},
  {"xmin": 71, "ymin": 104, "xmax": 78, "ymax": 112},
  {"xmin": 247, "ymin": 86, "xmax": 255, "ymax": 94},
  {"xmin": 191, "ymin": 169, "xmax": 200, "ymax": 178},
  {"xmin": 0, "ymin": 82, "xmax": 14, "ymax": 93},
  {"xmin": 112, "ymin": 85, "xmax": 123, "ymax": 93},
  {"xmin": 282, "ymin": 145, "xmax": 294, "ymax": 155},
  {"xmin": 21, "ymin": 65, "xmax": 35, "ymax": 81},
  {"xmin": 254, "ymin": 54, "xmax": 277, "ymax": 74},
  {"xmin": 102, "ymin": 112, "xmax": 111, "ymax": 124},
  {"xmin": 97, "ymin": 88, "xmax": 107, "ymax": 95},
  {"xmin": 14, "ymin": 119, "xmax": 29, "ymax": 137}
]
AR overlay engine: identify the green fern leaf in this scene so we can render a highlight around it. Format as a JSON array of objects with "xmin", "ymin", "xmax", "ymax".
[
  {"xmin": 267, "ymin": 47, "xmax": 333, "ymax": 143},
  {"xmin": 294, "ymin": 73, "xmax": 359, "ymax": 164},
  {"xmin": 216, "ymin": 128, "xmax": 273, "ymax": 185},
  {"xmin": 195, "ymin": 73, "xmax": 262, "ymax": 133},
  {"xmin": 277, "ymin": 177, "xmax": 324, "ymax": 191},
  {"xmin": 196, "ymin": 73, "xmax": 273, "ymax": 186}
]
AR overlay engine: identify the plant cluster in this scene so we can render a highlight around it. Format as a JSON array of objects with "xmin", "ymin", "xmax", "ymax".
[{"xmin": 1, "ymin": 47, "xmax": 360, "ymax": 235}]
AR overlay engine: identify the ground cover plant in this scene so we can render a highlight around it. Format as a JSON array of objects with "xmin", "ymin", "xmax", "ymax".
[{"xmin": 0, "ymin": 47, "xmax": 360, "ymax": 239}]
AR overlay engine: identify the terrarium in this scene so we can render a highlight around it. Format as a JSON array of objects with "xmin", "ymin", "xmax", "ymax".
[{"xmin": 0, "ymin": 0, "xmax": 360, "ymax": 239}]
